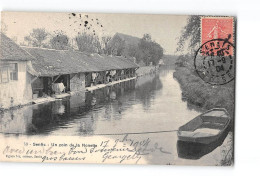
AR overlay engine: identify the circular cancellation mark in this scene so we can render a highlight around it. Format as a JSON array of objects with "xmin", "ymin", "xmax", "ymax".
[{"xmin": 194, "ymin": 37, "xmax": 235, "ymax": 85}]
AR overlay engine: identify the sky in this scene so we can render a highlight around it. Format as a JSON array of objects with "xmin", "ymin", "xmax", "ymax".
[{"xmin": 1, "ymin": 12, "xmax": 188, "ymax": 54}]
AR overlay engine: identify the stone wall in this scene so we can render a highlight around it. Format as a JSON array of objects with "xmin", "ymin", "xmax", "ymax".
[
  {"xmin": 136, "ymin": 66, "xmax": 158, "ymax": 77},
  {"xmin": 70, "ymin": 73, "xmax": 85, "ymax": 92}
]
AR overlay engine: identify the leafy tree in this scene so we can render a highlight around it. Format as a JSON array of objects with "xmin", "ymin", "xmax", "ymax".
[
  {"xmin": 24, "ymin": 28, "xmax": 49, "ymax": 47},
  {"xmin": 127, "ymin": 44, "xmax": 141, "ymax": 62},
  {"xmin": 149, "ymin": 42, "xmax": 164, "ymax": 65},
  {"xmin": 50, "ymin": 31, "xmax": 69, "ymax": 50},
  {"xmin": 174, "ymin": 16, "xmax": 201, "ymax": 68},
  {"xmin": 107, "ymin": 35, "xmax": 126, "ymax": 56},
  {"xmin": 176, "ymin": 16, "xmax": 200, "ymax": 52},
  {"xmin": 75, "ymin": 33, "xmax": 102, "ymax": 53},
  {"xmin": 138, "ymin": 34, "xmax": 164, "ymax": 65}
]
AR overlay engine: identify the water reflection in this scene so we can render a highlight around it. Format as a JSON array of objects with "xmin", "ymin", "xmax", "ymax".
[
  {"xmin": 0, "ymin": 67, "xmax": 233, "ymax": 165},
  {"xmin": 0, "ymin": 106, "xmax": 33, "ymax": 134},
  {"xmin": 136, "ymin": 74, "xmax": 162, "ymax": 110},
  {"xmin": 0, "ymin": 74, "xmax": 162, "ymax": 136}
]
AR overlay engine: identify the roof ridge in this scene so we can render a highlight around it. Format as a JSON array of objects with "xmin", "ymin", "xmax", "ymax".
[
  {"xmin": 21, "ymin": 46, "xmax": 94, "ymax": 56},
  {"xmin": 21, "ymin": 46, "xmax": 69, "ymax": 51}
]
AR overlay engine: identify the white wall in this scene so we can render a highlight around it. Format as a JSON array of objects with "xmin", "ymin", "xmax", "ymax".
[{"xmin": 0, "ymin": 61, "xmax": 32, "ymax": 109}]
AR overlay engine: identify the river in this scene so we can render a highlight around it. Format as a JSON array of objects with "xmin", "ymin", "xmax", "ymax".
[{"xmin": 0, "ymin": 67, "xmax": 233, "ymax": 165}]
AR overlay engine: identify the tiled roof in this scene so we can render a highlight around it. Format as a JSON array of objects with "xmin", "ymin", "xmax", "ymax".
[
  {"xmin": 23, "ymin": 47, "xmax": 139, "ymax": 76},
  {"xmin": 0, "ymin": 33, "xmax": 34, "ymax": 61}
]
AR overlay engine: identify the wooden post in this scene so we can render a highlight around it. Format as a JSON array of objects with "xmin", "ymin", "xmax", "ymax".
[
  {"xmin": 52, "ymin": 74, "xmax": 61, "ymax": 83},
  {"xmin": 69, "ymin": 73, "xmax": 77, "ymax": 80},
  {"xmin": 31, "ymin": 76, "xmax": 39, "ymax": 84}
]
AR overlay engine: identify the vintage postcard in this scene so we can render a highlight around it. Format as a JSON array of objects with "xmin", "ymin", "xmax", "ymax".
[{"xmin": 0, "ymin": 12, "xmax": 235, "ymax": 166}]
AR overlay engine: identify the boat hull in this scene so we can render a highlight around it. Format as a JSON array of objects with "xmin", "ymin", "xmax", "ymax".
[
  {"xmin": 177, "ymin": 108, "xmax": 231, "ymax": 145},
  {"xmin": 178, "ymin": 125, "xmax": 230, "ymax": 144}
]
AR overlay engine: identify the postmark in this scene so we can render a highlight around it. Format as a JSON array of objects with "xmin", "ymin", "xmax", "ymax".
[{"xmin": 194, "ymin": 17, "xmax": 235, "ymax": 85}]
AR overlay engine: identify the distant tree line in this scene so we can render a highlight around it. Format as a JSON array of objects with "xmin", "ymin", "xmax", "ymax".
[
  {"xmin": 22, "ymin": 28, "xmax": 113, "ymax": 54},
  {"xmin": 22, "ymin": 28, "xmax": 164, "ymax": 66},
  {"xmin": 108, "ymin": 33, "xmax": 164, "ymax": 66}
]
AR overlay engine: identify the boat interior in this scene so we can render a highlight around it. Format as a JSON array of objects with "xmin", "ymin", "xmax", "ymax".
[{"xmin": 179, "ymin": 110, "xmax": 230, "ymax": 134}]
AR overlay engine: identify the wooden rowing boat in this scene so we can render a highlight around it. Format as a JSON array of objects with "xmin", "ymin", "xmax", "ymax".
[{"xmin": 177, "ymin": 108, "xmax": 231, "ymax": 144}]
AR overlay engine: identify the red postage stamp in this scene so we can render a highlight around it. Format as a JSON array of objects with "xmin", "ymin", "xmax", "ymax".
[
  {"xmin": 201, "ymin": 17, "xmax": 234, "ymax": 56},
  {"xmin": 194, "ymin": 16, "xmax": 235, "ymax": 85}
]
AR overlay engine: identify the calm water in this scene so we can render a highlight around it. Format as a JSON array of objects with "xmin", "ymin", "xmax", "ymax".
[{"xmin": 0, "ymin": 67, "xmax": 232, "ymax": 165}]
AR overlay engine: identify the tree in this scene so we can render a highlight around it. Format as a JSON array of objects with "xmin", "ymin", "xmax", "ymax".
[
  {"xmin": 149, "ymin": 42, "xmax": 164, "ymax": 65},
  {"xmin": 75, "ymin": 33, "xmax": 102, "ymax": 53},
  {"xmin": 127, "ymin": 44, "xmax": 140, "ymax": 60},
  {"xmin": 101, "ymin": 36, "xmax": 112, "ymax": 54},
  {"xmin": 176, "ymin": 16, "xmax": 200, "ymax": 52},
  {"xmin": 107, "ymin": 35, "xmax": 126, "ymax": 56},
  {"xmin": 24, "ymin": 28, "xmax": 49, "ymax": 47},
  {"xmin": 50, "ymin": 31, "xmax": 70, "ymax": 50},
  {"xmin": 138, "ymin": 34, "xmax": 164, "ymax": 65}
]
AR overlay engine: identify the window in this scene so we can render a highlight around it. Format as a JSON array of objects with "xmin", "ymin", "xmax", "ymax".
[
  {"xmin": 0, "ymin": 67, "xmax": 9, "ymax": 83},
  {"xmin": 0, "ymin": 63, "xmax": 18, "ymax": 83},
  {"xmin": 9, "ymin": 63, "xmax": 18, "ymax": 81}
]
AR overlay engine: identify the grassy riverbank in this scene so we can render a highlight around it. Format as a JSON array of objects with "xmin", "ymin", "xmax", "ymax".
[{"xmin": 173, "ymin": 57, "xmax": 235, "ymax": 119}]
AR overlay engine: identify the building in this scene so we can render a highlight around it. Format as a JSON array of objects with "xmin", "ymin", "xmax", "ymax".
[
  {"xmin": 0, "ymin": 33, "xmax": 37, "ymax": 109},
  {"xmin": 23, "ymin": 47, "xmax": 139, "ymax": 99},
  {"xmin": 1, "ymin": 33, "xmax": 139, "ymax": 109}
]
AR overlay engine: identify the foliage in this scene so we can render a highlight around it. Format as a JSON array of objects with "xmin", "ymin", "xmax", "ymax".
[
  {"xmin": 107, "ymin": 35, "xmax": 126, "ymax": 56},
  {"xmin": 75, "ymin": 32, "xmax": 102, "ymax": 53},
  {"xmin": 127, "ymin": 44, "xmax": 142, "ymax": 63},
  {"xmin": 24, "ymin": 28, "xmax": 49, "ymax": 47},
  {"xmin": 175, "ymin": 54, "xmax": 193, "ymax": 68},
  {"xmin": 100, "ymin": 33, "xmax": 164, "ymax": 65},
  {"xmin": 101, "ymin": 36, "xmax": 112, "ymax": 54},
  {"xmin": 50, "ymin": 31, "xmax": 69, "ymax": 50},
  {"xmin": 173, "ymin": 64, "xmax": 235, "ymax": 118},
  {"xmin": 137, "ymin": 34, "xmax": 164, "ymax": 65},
  {"xmin": 176, "ymin": 16, "xmax": 201, "ymax": 53},
  {"xmin": 161, "ymin": 55, "xmax": 178, "ymax": 66}
]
